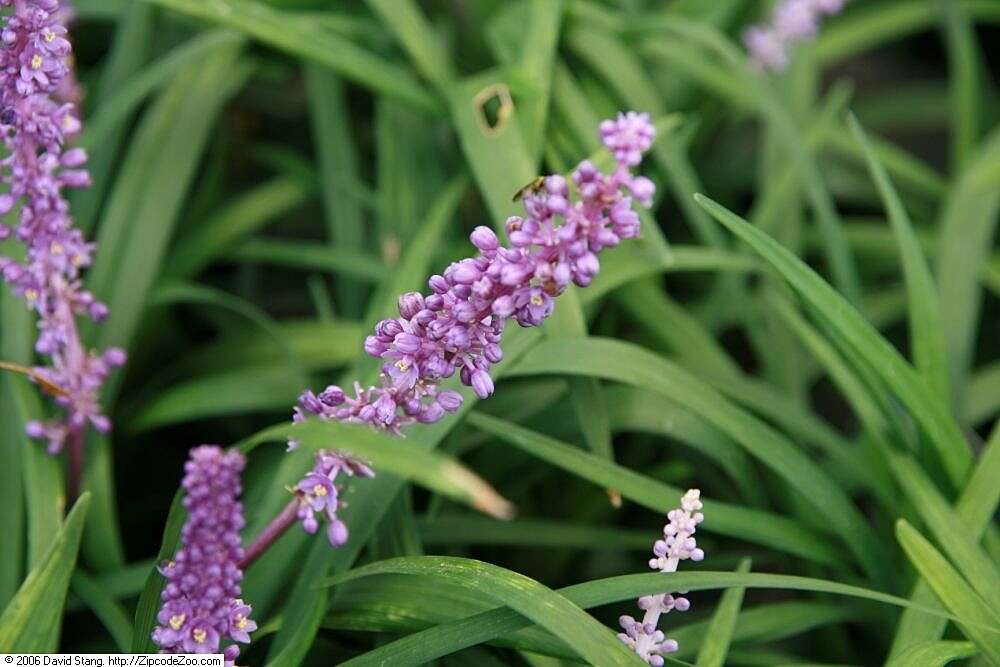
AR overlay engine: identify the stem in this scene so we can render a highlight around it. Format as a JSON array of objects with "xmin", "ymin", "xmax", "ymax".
[
  {"xmin": 635, "ymin": 557, "xmax": 678, "ymax": 655},
  {"xmin": 239, "ymin": 498, "xmax": 299, "ymax": 570},
  {"xmin": 66, "ymin": 425, "xmax": 84, "ymax": 505}
]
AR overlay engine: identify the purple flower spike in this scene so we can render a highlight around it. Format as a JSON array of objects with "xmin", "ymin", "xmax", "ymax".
[
  {"xmin": 288, "ymin": 112, "xmax": 656, "ymax": 549},
  {"xmin": 0, "ymin": 0, "xmax": 123, "ymax": 454},
  {"xmin": 153, "ymin": 446, "xmax": 255, "ymax": 665},
  {"xmin": 618, "ymin": 490, "xmax": 704, "ymax": 665},
  {"xmin": 744, "ymin": 0, "xmax": 848, "ymax": 71}
]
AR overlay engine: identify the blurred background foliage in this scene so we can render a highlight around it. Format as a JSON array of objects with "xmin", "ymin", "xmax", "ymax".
[{"xmin": 2, "ymin": 0, "xmax": 1000, "ymax": 664}]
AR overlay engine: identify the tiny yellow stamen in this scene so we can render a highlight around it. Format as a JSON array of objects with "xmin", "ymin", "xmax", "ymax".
[
  {"xmin": 50, "ymin": 241, "xmax": 63, "ymax": 255},
  {"xmin": 530, "ymin": 295, "xmax": 544, "ymax": 306},
  {"xmin": 236, "ymin": 615, "xmax": 248, "ymax": 630},
  {"xmin": 24, "ymin": 289, "xmax": 38, "ymax": 302},
  {"xmin": 395, "ymin": 360, "xmax": 409, "ymax": 372},
  {"xmin": 71, "ymin": 254, "xmax": 84, "ymax": 267},
  {"xmin": 169, "ymin": 614, "xmax": 186, "ymax": 630},
  {"xmin": 313, "ymin": 484, "xmax": 327, "ymax": 497},
  {"xmin": 31, "ymin": 54, "xmax": 43, "ymax": 70},
  {"xmin": 43, "ymin": 30, "xmax": 55, "ymax": 43},
  {"xmin": 192, "ymin": 628, "xmax": 207, "ymax": 644}
]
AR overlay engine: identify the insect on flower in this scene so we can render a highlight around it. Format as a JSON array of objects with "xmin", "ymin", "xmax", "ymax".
[{"xmin": 511, "ymin": 175, "xmax": 546, "ymax": 202}]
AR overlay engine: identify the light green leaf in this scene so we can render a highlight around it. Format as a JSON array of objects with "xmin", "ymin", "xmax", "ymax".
[
  {"xmin": 896, "ymin": 520, "xmax": 1000, "ymax": 660},
  {"xmin": 324, "ymin": 556, "xmax": 646, "ymax": 666},
  {"xmin": 335, "ymin": 566, "xmax": 964, "ymax": 667},
  {"xmin": 695, "ymin": 559, "xmax": 751, "ymax": 667},
  {"xmin": 506, "ymin": 337, "xmax": 891, "ymax": 585},
  {"xmin": 144, "ymin": 0, "xmax": 441, "ymax": 113},
  {"xmin": 0, "ymin": 495, "xmax": 91, "ymax": 652},
  {"xmin": 847, "ymin": 113, "xmax": 950, "ymax": 402},
  {"xmin": 467, "ymin": 411, "xmax": 844, "ymax": 568},
  {"xmin": 886, "ymin": 640, "xmax": 978, "ymax": 667},
  {"xmin": 694, "ymin": 193, "xmax": 972, "ymax": 490}
]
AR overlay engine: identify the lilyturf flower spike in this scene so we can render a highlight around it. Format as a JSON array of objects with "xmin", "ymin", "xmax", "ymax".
[
  {"xmin": 618, "ymin": 489, "xmax": 705, "ymax": 665},
  {"xmin": 744, "ymin": 0, "xmax": 847, "ymax": 71},
  {"xmin": 0, "ymin": 0, "xmax": 124, "ymax": 460},
  {"xmin": 153, "ymin": 446, "xmax": 256, "ymax": 665},
  {"xmin": 283, "ymin": 111, "xmax": 657, "ymax": 546}
]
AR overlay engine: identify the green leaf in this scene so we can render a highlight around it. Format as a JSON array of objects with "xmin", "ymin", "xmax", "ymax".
[
  {"xmin": 895, "ymin": 520, "xmax": 1000, "ymax": 661},
  {"xmin": 164, "ymin": 177, "xmax": 315, "ymax": 280},
  {"xmin": 889, "ymin": 453, "xmax": 1000, "ymax": 614},
  {"xmin": 604, "ymin": 386, "xmax": 765, "ymax": 506},
  {"xmin": 695, "ymin": 559, "xmax": 751, "ymax": 667},
  {"xmin": 223, "ymin": 238, "xmax": 385, "ymax": 282},
  {"xmin": 0, "ymin": 494, "xmax": 91, "ymax": 652},
  {"xmin": 324, "ymin": 556, "xmax": 646, "ymax": 666},
  {"xmin": 417, "ymin": 515, "xmax": 651, "ymax": 550},
  {"xmin": 80, "ymin": 40, "xmax": 250, "ymax": 572},
  {"xmin": 363, "ymin": 0, "xmax": 455, "ymax": 91},
  {"xmin": 890, "ymin": 423, "xmax": 1000, "ymax": 656},
  {"xmin": 72, "ymin": 3, "xmax": 156, "ymax": 234},
  {"xmin": 466, "ymin": 411, "xmax": 844, "ymax": 568},
  {"xmin": 143, "ymin": 0, "xmax": 442, "ymax": 114},
  {"xmin": 131, "ymin": 494, "xmax": 184, "ymax": 653},
  {"xmin": 242, "ymin": 418, "xmax": 515, "ymax": 520},
  {"xmin": 694, "ymin": 193, "xmax": 973, "ymax": 490},
  {"xmin": 70, "ymin": 571, "xmax": 133, "ymax": 652},
  {"xmin": 886, "ymin": 640, "xmax": 978, "ymax": 667},
  {"xmin": 130, "ymin": 365, "xmax": 305, "ymax": 431},
  {"xmin": 506, "ymin": 337, "xmax": 891, "ymax": 585},
  {"xmin": 171, "ymin": 319, "xmax": 364, "ymax": 377},
  {"xmin": 936, "ymin": 128, "xmax": 1000, "ymax": 404},
  {"xmin": 847, "ymin": 113, "xmax": 950, "ymax": 402},
  {"xmin": 335, "ymin": 567, "xmax": 963, "ymax": 667},
  {"xmin": 939, "ymin": 0, "xmax": 983, "ymax": 172},
  {"xmin": 304, "ymin": 66, "xmax": 366, "ymax": 315}
]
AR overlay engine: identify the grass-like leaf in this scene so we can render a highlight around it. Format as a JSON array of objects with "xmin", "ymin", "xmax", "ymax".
[
  {"xmin": 896, "ymin": 519, "xmax": 1000, "ymax": 661},
  {"xmin": 848, "ymin": 113, "xmax": 950, "ymax": 402},
  {"xmin": 467, "ymin": 411, "xmax": 844, "ymax": 567},
  {"xmin": 506, "ymin": 337, "xmax": 891, "ymax": 585},
  {"xmin": 0, "ymin": 494, "xmax": 90, "ymax": 652},
  {"xmin": 694, "ymin": 558, "xmax": 751, "ymax": 667},
  {"xmin": 333, "ymin": 567, "xmax": 966, "ymax": 667},
  {"xmin": 694, "ymin": 193, "xmax": 973, "ymax": 489}
]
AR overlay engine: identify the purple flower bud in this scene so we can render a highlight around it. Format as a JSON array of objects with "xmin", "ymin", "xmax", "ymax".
[
  {"xmin": 319, "ymin": 385, "xmax": 345, "ymax": 406},
  {"xmin": 397, "ymin": 292, "xmax": 424, "ymax": 319},
  {"xmin": 327, "ymin": 519, "xmax": 349, "ymax": 546},
  {"xmin": 365, "ymin": 336, "xmax": 388, "ymax": 357},
  {"xmin": 60, "ymin": 147, "xmax": 87, "ymax": 167},
  {"xmin": 417, "ymin": 401, "xmax": 444, "ymax": 423},
  {"xmin": 375, "ymin": 318, "xmax": 403, "ymax": 340},
  {"xmin": 484, "ymin": 343, "xmax": 503, "ymax": 363},
  {"xmin": 470, "ymin": 226, "xmax": 498, "ymax": 252},
  {"xmin": 103, "ymin": 347, "xmax": 127, "ymax": 367},
  {"xmin": 437, "ymin": 390, "xmax": 463, "ymax": 412},
  {"xmin": 428, "ymin": 274, "xmax": 449, "ymax": 294},
  {"xmin": 450, "ymin": 260, "xmax": 481, "ymax": 284},
  {"xmin": 470, "ymin": 369, "xmax": 494, "ymax": 398},
  {"xmin": 394, "ymin": 333, "xmax": 422, "ymax": 354}
]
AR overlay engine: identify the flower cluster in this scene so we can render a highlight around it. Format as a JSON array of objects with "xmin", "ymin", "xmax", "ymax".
[
  {"xmin": 743, "ymin": 0, "xmax": 846, "ymax": 71},
  {"xmin": 287, "ymin": 111, "xmax": 656, "ymax": 542},
  {"xmin": 0, "ymin": 0, "xmax": 124, "ymax": 453},
  {"xmin": 153, "ymin": 446, "xmax": 256, "ymax": 664},
  {"xmin": 618, "ymin": 489, "xmax": 705, "ymax": 666},
  {"xmin": 295, "ymin": 449, "xmax": 374, "ymax": 546}
]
